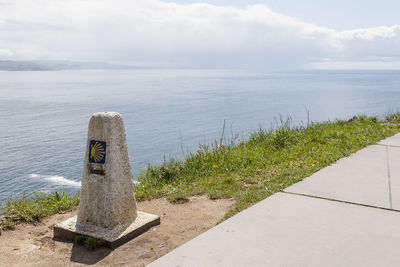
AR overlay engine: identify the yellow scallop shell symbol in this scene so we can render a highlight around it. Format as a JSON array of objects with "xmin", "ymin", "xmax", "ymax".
[{"xmin": 90, "ymin": 141, "xmax": 105, "ymax": 163}]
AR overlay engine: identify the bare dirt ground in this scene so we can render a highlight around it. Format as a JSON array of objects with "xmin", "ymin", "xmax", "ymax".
[{"xmin": 0, "ymin": 195, "xmax": 235, "ymax": 266}]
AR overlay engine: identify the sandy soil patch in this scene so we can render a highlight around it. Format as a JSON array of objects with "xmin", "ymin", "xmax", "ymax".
[{"xmin": 0, "ymin": 195, "xmax": 235, "ymax": 266}]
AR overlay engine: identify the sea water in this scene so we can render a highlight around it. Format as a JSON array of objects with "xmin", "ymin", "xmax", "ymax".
[{"xmin": 0, "ymin": 69, "xmax": 399, "ymax": 203}]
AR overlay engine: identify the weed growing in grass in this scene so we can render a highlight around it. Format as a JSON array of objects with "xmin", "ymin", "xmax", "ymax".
[
  {"xmin": 271, "ymin": 128, "xmax": 295, "ymax": 150},
  {"xmin": 0, "ymin": 219, "xmax": 15, "ymax": 230},
  {"xmin": 85, "ymin": 236, "xmax": 106, "ymax": 250},
  {"xmin": 146, "ymin": 159, "xmax": 183, "ymax": 183},
  {"xmin": 385, "ymin": 112, "xmax": 400, "ymax": 124},
  {"xmin": 74, "ymin": 234, "xmax": 107, "ymax": 250},
  {"xmin": 74, "ymin": 234, "xmax": 87, "ymax": 245},
  {"xmin": 135, "ymin": 113, "xmax": 400, "ymax": 219}
]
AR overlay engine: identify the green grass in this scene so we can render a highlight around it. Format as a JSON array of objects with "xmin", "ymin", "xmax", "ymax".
[
  {"xmin": 134, "ymin": 114, "xmax": 400, "ymax": 218},
  {"xmin": 0, "ymin": 191, "xmax": 79, "ymax": 231},
  {"xmin": 1, "ymin": 113, "xmax": 400, "ymax": 232}
]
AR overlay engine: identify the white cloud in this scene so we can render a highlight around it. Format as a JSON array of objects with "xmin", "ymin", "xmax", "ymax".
[
  {"xmin": 0, "ymin": 0, "xmax": 399, "ymax": 68},
  {"xmin": 337, "ymin": 25, "xmax": 400, "ymax": 41},
  {"xmin": 333, "ymin": 25, "xmax": 400, "ymax": 62},
  {"xmin": 0, "ymin": 48, "xmax": 12, "ymax": 57}
]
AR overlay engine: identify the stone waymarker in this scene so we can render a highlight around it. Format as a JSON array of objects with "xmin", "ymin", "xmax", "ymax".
[{"xmin": 54, "ymin": 112, "xmax": 160, "ymax": 248}]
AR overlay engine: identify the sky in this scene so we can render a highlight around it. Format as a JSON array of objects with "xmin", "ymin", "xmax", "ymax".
[
  {"xmin": 165, "ymin": 0, "xmax": 400, "ymax": 31},
  {"xmin": 0, "ymin": 0, "xmax": 399, "ymax": 69}
]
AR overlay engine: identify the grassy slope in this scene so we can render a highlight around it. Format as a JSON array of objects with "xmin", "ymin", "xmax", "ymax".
[
  {"xmin": 1, "ymin": 114, "xmax": 400, "ymax": 231},
  {"xmin": 135, "ymin": 114, "xmax": 400, "ymax": 218},
  {"xmin": 0, "ymin": 191, "xmax": 79, "ymax": 231}
]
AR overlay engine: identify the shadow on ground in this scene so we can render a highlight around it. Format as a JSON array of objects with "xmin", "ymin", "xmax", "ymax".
[
  {"xmin": 52, "ymin": 236, "xmax": 112, "ymax": 265},
  {"xmin": 70, "ymin": 243, "xmax": 112, "ymax": 265}
]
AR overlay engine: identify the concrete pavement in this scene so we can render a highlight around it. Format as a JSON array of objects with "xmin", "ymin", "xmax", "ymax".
[
  {"xmin": 148, "ymin": 133, "xmax": 400, "ymax": 267},
  {"xmin": 284, "ymin": 145, "xmax": 393, "ymax": 210}
]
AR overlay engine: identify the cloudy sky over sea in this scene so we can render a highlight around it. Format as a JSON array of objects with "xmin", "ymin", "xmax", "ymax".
[{"xmin": 0, "ymin": 0, "xmax": 399, "ymax": 69}]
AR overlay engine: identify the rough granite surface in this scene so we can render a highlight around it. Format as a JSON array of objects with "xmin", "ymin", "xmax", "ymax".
[{"xmin": 77, "ymin": 112, "xmax": 137, "ymax": 228}]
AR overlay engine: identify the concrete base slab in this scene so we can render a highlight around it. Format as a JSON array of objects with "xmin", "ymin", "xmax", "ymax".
[
  {"xmin": 378, "ymin": 133, "xmax": 400, "ymax": 146},
  {"xmin": 54, "ymin": 211, "xmax": 160, "ymax": 248},
  {"xmin": 148, "ymin": 193, "xmax": 400, "ymax": 267},
  {"xmin": 284, "ymin": 145, "xmax": 392, "ymax": 209}
]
